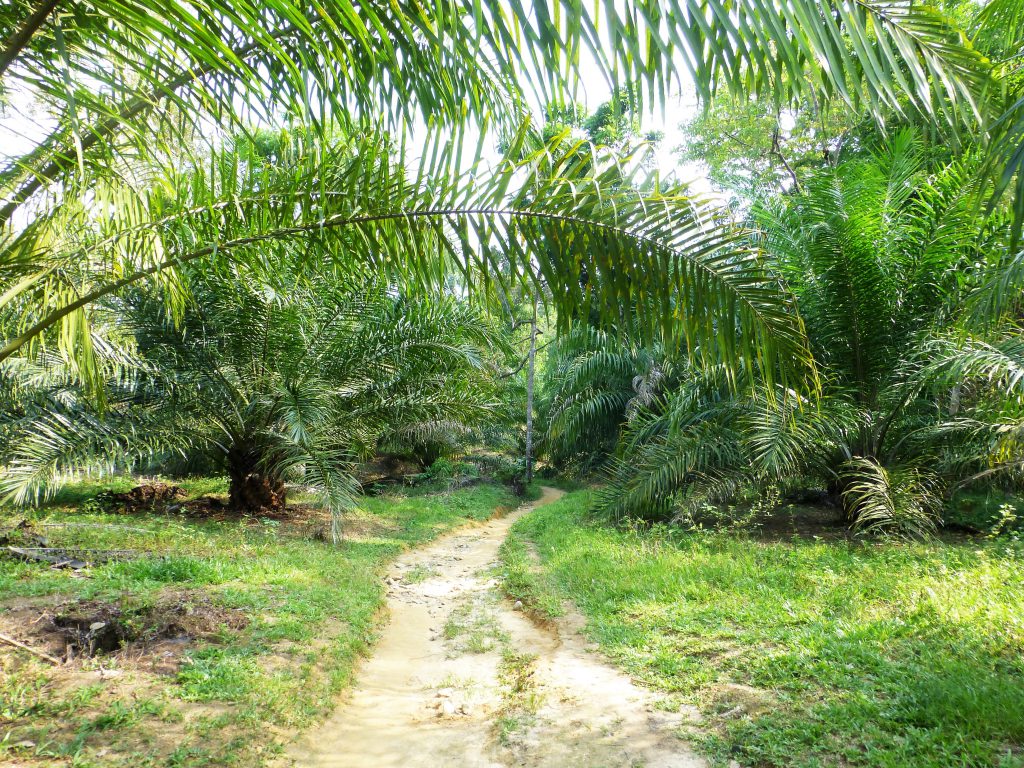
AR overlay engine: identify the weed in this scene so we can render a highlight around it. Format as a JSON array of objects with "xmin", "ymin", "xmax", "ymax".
[
  {"xmin": 442, "ymin": 599, "xmax": 509, "ymax": 654},
  {"xmin": 404, "ymin": 564, "xmax": 439, "ymax": 583},
  {"xmin": 494, "ymin": 649, "xmax": 542, "ymax": 746}
]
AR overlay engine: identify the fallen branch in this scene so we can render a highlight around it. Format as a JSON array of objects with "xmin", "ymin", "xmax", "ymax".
[
  {"xmin": 0, "ymin": 631, "xmax": 62, "ymax": 665},
  {"xmin": 5, "ymin": 546, "xmax": 89, "ymax": 569}
]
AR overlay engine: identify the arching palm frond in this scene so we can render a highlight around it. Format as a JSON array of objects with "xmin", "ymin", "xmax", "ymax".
[
  {"xmin": 539, "ymin": 320, "xmax": 684, "ymax": 473},
  {"xmin": 0, "ymin": 0, "xmax": 993, "ymax": 221},
  {"xmin": 742, "ymin": 391, "xmax": 856, "ymax": 480},
  {"xmin": 596, "ymin": 396, "xmax": 749, "ymax": 523},
  {"xmin": 840, "ymin": 457, "xmax": 941, "ymax": 537},
  {"xmin": 907, "ymin": 333, "xmax": 1024, "ymax": 486},
  {"xmin": 1, "ymin": 131, "xmax": 812, "ymax": 394},
  {"xmin": 0, "ymin": 372, "xmax": 203, "ymax": 505},
  {"xmin": 5, "ymin": 0, "xmax": 1017, "ymax": 389},
  {"xmin": 922, "ymin": 334, "xmax": 1024, "ymax": 397}
]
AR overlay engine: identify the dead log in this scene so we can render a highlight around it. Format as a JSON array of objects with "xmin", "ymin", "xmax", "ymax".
[{"xmin": 4, "ymin": 546, "xmax": 139, "ymax": 569}]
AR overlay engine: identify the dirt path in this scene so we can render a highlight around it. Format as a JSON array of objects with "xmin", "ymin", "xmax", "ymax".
[{"xmin": 287, "ymin": 487, "xmax": 707, "ymax": 768}]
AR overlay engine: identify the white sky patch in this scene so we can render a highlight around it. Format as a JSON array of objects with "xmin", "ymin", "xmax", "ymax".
[{"xmin": 0, "ymin": 85, "xmax": 58, "ymax": 162}]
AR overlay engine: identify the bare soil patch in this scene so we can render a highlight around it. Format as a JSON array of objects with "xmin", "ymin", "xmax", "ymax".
[
  {"xmin": 1, "ymin": 589, "xmax": 248, "ymax": 667},
  {"xmin": 751, "ymin": 504, "xmax": 854, "ymax": 541}
]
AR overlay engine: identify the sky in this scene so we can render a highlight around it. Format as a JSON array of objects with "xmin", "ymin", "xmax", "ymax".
[
  {"xmin": 490, "ymin": 51, "xmax": 710, "ymax": 192},
  {"xmin": 0, "ymin": 86, "xmax": 55, "ymax": 162},
  {"xmin": 425, "ymin": 50, "xmax": 714, "ymax": 197}
]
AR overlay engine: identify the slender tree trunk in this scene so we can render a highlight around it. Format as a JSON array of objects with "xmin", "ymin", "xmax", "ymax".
[
  {"xmin": 227, "ymin": 447, "xmax": 286, "ymax": 513},
  {"xmin": 524, "ymin": 296, "xmax": 539, "ymax": 484},
  {"xmin": 949, "ymin": 383, "xmax": 962, "ymax": 417}
]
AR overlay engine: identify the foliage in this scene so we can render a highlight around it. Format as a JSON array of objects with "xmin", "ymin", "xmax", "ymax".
[
  {"xmin": 0, "ymin": 0, "xmax": 884, "ymax": 395},
  {"xmin": 840, "ymin": 457, "xmax": 942, "ymax": 538},
  {"xmin": 1, "ymin": 0, "xmax": 1021, "ymax": 380},
  {"xmin": 539, "ymin": 324, "xmax": 678, "ymax": 474},
  {"xmin": 1, "ymin": 266, "xmax": 509, "ymax": 538},
  {"xmin": 576, "ymin": 132, "xmax": 1020, "ymax": 534},
  {"xmin": 0, "ymin": 123, "xmax": 812, "ymax": 397},
  {"xmin": 5, "ymin": 0, "xmax": 1024, "ymax": 512},
  {"xmin": 540, "ymin": 87, "xmax": 663, "ymax": 154},
  {"xmin": 676, "ymin": 92, "xmax": 860, "ymax": 196},
  {"xmin": 667, "ymin": 0, "xmax": 1024, "ymax": 232}
]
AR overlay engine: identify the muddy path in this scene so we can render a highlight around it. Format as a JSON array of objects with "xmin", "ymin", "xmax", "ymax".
[{"xmin": 287, "ymin": 486, "xmax": 707, "ymax": 768}]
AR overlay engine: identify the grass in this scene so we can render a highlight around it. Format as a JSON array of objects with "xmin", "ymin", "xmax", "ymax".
[
  {"xmin": 503, "ymin": 489, "xmax": 1024, "ymax": 768},
  {"xmin": 442, "ymin": 597, "xmax": 509, "ymax": 654},
  {"xmin": 495, "ymin": 649, "xmax": 541, "ymax": 747},
  {"xmin": 0, "ymin": 476, "xmax": 523, "ymax": 767},
  {"xmin": 498, "ymin": 529, "xmax": 564, "ymax": 621},
  {"xmin": 403, "ymin": 564, "xmax": 439, "ymax": 584}
]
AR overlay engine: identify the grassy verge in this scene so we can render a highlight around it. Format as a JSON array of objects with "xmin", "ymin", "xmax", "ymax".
[
  {"xmin": 1, "ymin": 477, "xmax": 521, "ymax": 767},
  {"xmin": 503, "ymin": 489, "xmax": 1024, "ymax": 768},
  {"xmin": 498, "ymin": 528, "xmax": 564, "ymax": 621}
]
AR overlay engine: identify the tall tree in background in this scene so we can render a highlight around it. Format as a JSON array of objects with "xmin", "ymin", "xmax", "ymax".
[
  {"xmin": 671, "ymin": 0, "xmax": 1023, "ymax": 209},
  {"xmin": 675, "ymin": 93, "xmax": 859, "ymax": 196}
]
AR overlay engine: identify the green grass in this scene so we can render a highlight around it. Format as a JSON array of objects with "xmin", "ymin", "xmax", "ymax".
[
  {"xmin": 0, "ymin": 478, "xmax": 522, "ymax": 767},
  {"xmin": 498, "ymin": 528, "xmax": 564, "ymax": 620},
  {"xmin": 504, "ymin": 489, "xmax": 1024, "ymax": 768},
  {"xmin": 442, "ymin": 597, "xmax": 509, "ymax": 654}
]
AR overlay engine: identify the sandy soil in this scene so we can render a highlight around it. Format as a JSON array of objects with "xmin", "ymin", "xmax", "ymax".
[{"xmin": 286, "ymin": 487, "xmax": 707, "ymax": 768}]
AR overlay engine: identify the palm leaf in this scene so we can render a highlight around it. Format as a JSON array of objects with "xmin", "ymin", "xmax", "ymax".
[{"xmin": 1, "ymin": 130, "xmax": 812, "ymax": 389}]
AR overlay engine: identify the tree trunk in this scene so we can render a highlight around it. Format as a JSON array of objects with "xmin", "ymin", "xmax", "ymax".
[
  {"xmin": 826, "ymin": 475, "xmax": 856, "ymax": 522},
  {"xmin": 227, "ymin": 448, "xmax": 286, "ymax": 513},
  {"xmin": 524, "ymin": 296, "xmax": 538, "ymax": 484},
  {"xmin": 949, "ymin": 382, "xmax": 962, "ymax": 417}
]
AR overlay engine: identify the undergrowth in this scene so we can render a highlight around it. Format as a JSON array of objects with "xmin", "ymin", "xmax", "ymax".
[
  {"xmin": 0, "ymin": 478, "xmax": 521, "ymax": 767},
  {"xmin": 508, "ymin": 489, "xmax": 1024, "ymax": 768}
]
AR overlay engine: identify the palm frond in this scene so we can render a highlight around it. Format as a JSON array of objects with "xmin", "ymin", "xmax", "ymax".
[
  {"xmin": 2, "ymin": 130, "xmax": 812, "ymax": 392},
  {"xmin": 840, "ymin": 456, "xmax": 941, "ymax": 537},
  {"xmin": 921, "ymin": 334, "xmax": 1024, "ymax": 397}
]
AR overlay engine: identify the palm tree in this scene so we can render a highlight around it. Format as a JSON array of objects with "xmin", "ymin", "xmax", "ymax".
[
  {"xmin": 540, "ymin": 323, "xmax": 678, "ymax": 474},
  {"xmin": 5, "ymin": 0, "xmax": 1024, "ymax": 533},
  {"xmin": 590, "ymin": 132, "xmax": 1017, "ymax": 534},
  {"xmin": 0, "ymin": 266, "xmax": 509, "ymax": 537}
]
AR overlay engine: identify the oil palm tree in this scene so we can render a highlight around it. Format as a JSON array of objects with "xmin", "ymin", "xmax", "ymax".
[
  {"xmin": 540, "ymin": 324, "xmax": 679, "ymax": 474},
  {"xmin": 591, "ymin": 132, "xmax": 1017, "ymax": 534},
  {"xmin": 0, "ymin": 267, "xmax": 509, "ymax": 537}
]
